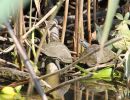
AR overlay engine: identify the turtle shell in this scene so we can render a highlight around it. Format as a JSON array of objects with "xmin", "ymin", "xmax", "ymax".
[
  {"xmin": 42, "ymin": 42, "xmax": 72, "ymax": 63},
  {"xmin": 80, "ymin": 44, "xmax": 116, "ymax": 66}
]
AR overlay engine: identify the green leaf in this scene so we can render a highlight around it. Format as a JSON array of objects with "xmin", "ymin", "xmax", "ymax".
[
  {"xmin": 124, "ymin": 12, "xmax": 130, "ymax": 20},
  {"xmin": 92, "ymin": 68, "xmax": 112, "ymax": 81},
  {"xmin": 1, "ymin": 86, "xmax": 16, "ymax": 95},
  {"xmin": 0, "ymin": 93, "xmax": 24, "ymax": 100},
  {"xmin": 116, "ymin": 22, "xmax": 129, "ymax": 32},
  {"xmin": 113, "ymin": 37, "xmax": 130, "ymax": 50},
  {"xmin": 116, "ymin": 13, "xmax": 123, "ymax": 20},
  {"xmin": 77, "ymin": 64, "xmax": 114, "ymax": 81},
  {"xmin": 0, "ymin": 94, "xmax": 16, "ymax": 100},
  {"xmin": 125, "ymin": 20, "xmax": 130, "ymax": 25},
  {"xmin": 0, "ymin": 86, "xmax": 24, "ymax": 100},
  {"xmin": 14, "ymin": 85, "xmax": 22, "ymax": 93}
]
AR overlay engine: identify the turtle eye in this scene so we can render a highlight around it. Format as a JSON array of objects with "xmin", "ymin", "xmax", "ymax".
[{"xmin": 79, "ymin": 39, "xmax": 90, "ymax": 48}]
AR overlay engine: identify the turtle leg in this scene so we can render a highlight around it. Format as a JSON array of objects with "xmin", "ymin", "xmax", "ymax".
[
  {"xmin": 55, "ymin": 59, "xmax": 61, "ymax": 70},
  {"xmin": 39, "ymin": 58, "xmax": 47, "ymax": 75},
  {"xmin": 41, "ymin": 57, "xmax": 47, "ymax": 69}
]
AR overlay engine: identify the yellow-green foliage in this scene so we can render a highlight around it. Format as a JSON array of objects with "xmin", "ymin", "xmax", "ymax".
[{"xmin": 0, "ymin": 86, "xmax": 24, "ymax": 100}]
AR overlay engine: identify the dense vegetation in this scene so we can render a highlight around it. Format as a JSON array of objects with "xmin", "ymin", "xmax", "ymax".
[{"xmin": 0, "ymin": 0, "xmax": 130, "ymax": 100}]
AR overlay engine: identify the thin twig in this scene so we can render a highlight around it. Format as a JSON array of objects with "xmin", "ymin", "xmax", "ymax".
[
  {"xmin": 0, "ymin": 58, "xmax": 19, "ymax": 68},
  {"xmin": 34, "ymin": 29, "xmax": 47, "ymax": 64},
  {"xmin": 24, "ymin": 15, "xmax": 39, "ymax": 20},
  {"xmin": 93, "ymin": 0, "xmax": 96, "ymax": 24},
  {"xmin": 61, "ymin": 0, "xmax": 69, "ymax": 43},
  {"xmin": 29, "ymin": 0, "xmax": 32, "ymax": 29}
]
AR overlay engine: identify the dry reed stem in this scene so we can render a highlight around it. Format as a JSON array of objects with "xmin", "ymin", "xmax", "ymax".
[
  {"xmin": 105, "ymin": 90, "xmax": 108, "ymax": 100},
  {"xmin": 93, "ymin": 0, "xmax": 97, "ymax": 24},
  {"xmin": 74, "ymin": 0, "xmax": 79, "ymax": 99},
  {"xmin": 85, "ymin": 89, "xmax": 89, "ymax": 100},
  {"xmin": 34, "ymin": 0, "xmax": 41, "ymax": 16},
  {"xmin": 78, "ymin": 0, "xmax": 84, "ymax": 54},
  {"xmin": 87, "ymin": 0, "xmax": 92, "ymax": 44},
  {"xmin": 73, "ymin": 0, "xmax": 79, "ymax": 58},
  {"xmin": 91, "ymin": 92, "xmax": 94, "ymax": 100},
  {"xmin": 35, "ymin": 29, "xmax": 47, "ymax": 64},
  {"xmin": 61, "ymin": 0, "xmax": 69, "ymax": 43}
]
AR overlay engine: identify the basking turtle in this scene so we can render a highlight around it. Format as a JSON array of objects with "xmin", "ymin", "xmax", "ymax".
[
  {"xmin": 41, "ymin": 42, "xmax": 72, "ymax": 99},
  {"xmin": 80, "ymin": 40, "xmax": 116, "ymax": 66},
  {"xmin": 42, "ymin": 42, "xmax": 72, "ymax": 65}
]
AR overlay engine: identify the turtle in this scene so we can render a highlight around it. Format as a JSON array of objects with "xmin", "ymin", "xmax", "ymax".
[
  {"xmin": 80, "ymin": 40, "xmax": 116, "ymax": 66},
  {"xmin": 41, "ymin": 42, "xmax": 72, "ymax": 99},
  {"xmin": 42, "ymin": 42, "xmax": 72, "ymax": 65}
]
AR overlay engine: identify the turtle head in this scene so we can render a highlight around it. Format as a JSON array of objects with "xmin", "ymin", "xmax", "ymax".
[{"xmin": 79, "ymin": 39, "xmax": 90, "ymax": 48}]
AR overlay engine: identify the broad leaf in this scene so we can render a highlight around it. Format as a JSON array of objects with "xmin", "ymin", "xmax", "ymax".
[
  {"xmin": 1, "ymin": 86, "xmax": 16, "ymax": 95},
  {"xmin": 125, "ymin": 20, "xmax": 130, "ymax": 25},
  {"xmin": 116, "ymin": 13, "xmax": 123, "ymax": 20},
  {"xmin": 15, "ymin": 85, "xmax": 22, "ymax": 93},
  {"xmin": 124, "ymin": 12, "xmax": 130, "ymax": 20}
]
